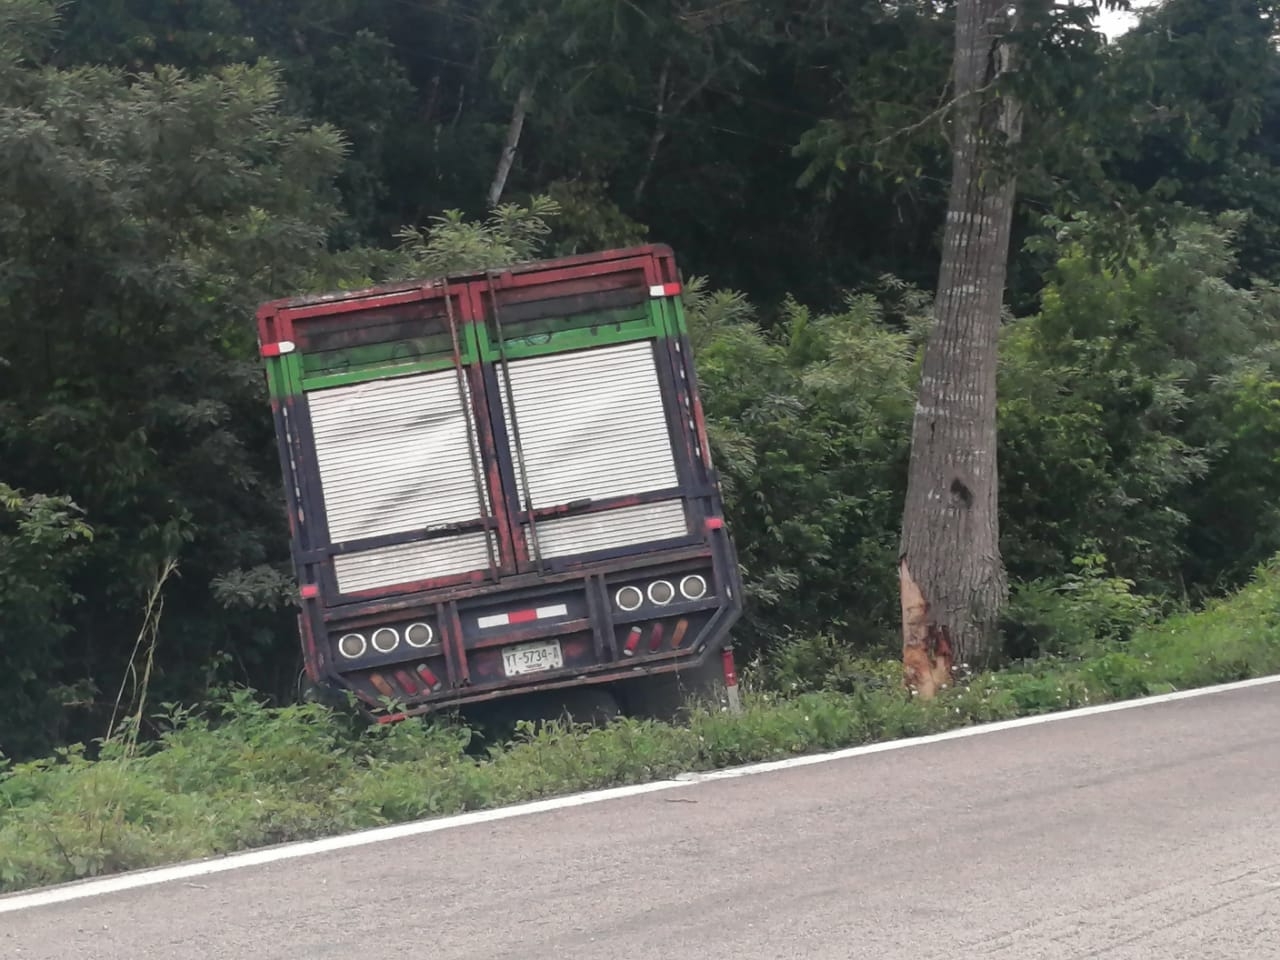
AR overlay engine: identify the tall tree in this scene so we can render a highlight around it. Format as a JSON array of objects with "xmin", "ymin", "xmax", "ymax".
[
  {"xmin": 0, "ymin": 0, "xmax": 349, "ymax": 755},
  {"xmin": 899, "ymin": 0, "xmax": 1022, "ymax": 696},
  {"xmin": 1106, "ymin": 0, "xmax": 1280, "ymax": 282}
]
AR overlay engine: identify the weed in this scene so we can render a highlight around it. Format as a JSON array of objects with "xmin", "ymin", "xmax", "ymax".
[
  {"xmin": 3, "ymin": 559, "xmax": 1280, "ymax": 896},
  {"xmin": 1003, "ymin": 551, "xmax": 1158, "ymax": 659}
]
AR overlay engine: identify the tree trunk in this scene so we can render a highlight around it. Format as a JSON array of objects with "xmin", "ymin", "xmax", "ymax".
[
  {"xmin": 487, "ymin": 83, "xmax": 533, "ymax": 209},
  {"xmin": 900, "ymin": 0, "xmax": 1021, "ymax": 697},
  {"xmin": 634, "ymin": 56, "xmax": 719, "ymax": 204},
  {"xmin": 633, "ymin": 59, "xmax": 672, "ymax": 204}
]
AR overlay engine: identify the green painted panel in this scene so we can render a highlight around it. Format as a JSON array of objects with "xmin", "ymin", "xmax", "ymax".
[
  {"xmin": 663, "ymin": 295, "xmax": 689, "ymax": 335},
  {"xmin": 285, "ymin": 312, "xmax": 482, "ymax": 393},
  {"xmin": 488, "ymin": 322, "xmax": 668, "ymax": 361},
  {"xmin": 478, "ymin": 301, "xmax": 667, "ymax": 361},
  {"xmin": 300, "ymin": 331, "xmax": 475, "ymax": 379},
  {"xmin": 264, "ymin": 357, "xmax": 288, "ymax": 400},
  {"xmin": 269, "ymin": 294, "xmax": 682, "ymax": 391},
  {"xmin": 300, "ymin": 355, "xmax": 464, "ymax": 391},
  {"xmin": 279, "ymin": 352, "xmax": 306, "ymax": 398}
]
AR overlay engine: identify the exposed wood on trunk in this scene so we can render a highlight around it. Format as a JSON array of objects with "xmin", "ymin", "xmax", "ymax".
[
  {"xmin": 900, "ymin": 560, "xmax": 953, "ymax": 699},
  {"xmin": 487, "ymin": 83, "xmax": 533, "ymax": 209},
  {"xmin": 900, "ymin": 0, "xmax": 1021, "ymax": 696}
]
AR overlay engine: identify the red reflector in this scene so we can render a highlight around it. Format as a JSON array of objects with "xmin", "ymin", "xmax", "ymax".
[
  {"xmin": 394, "ymin": 670, "xmax": 419, "ymax": 696},
  {"xmin": 720, "ymin": 648, "xmax": 738, "ymax": 687},
  {"xmin": 369, "ymin": 673, "xmax": 395, "ymax": 698},
  {"xmin": 508, "ymin": 608, "xmax": 539, "ymax": 625},
  {"xmin": 299, "ymin": 584, "xmax": 319, "ymax": 599},
  {"xmin": 259, "ymin": 340, "xmax": 296, "ymax": 357},
  {"xmin": 649, "ymin": 282, "xmax": 683, "ymax": 298},
  {"xmin": 670, "ymin": 619, "xmax": 689, "ymax": 649},
  {"xmin": 705, "ymin": 517, "xmax": 724, "ymax": 531},
  {"xmin": 648, "ymin": 622, "xmax": 665, "ymax": 653},
  {"xmin": 415, "ymin": 664, "xmax": 443, "ymax": 691},
  {"xmin": 622, "ymin": 626, "xmax": 643, "ymax": 657}
]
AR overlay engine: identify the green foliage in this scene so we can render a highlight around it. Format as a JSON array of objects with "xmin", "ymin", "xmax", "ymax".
[
  {"xmin": 793, "ymin": 2, "xmax": 952, "ymax": 197},
  {"xmin": 0, "ymin": 0, "xmax": 350, "ymax": 755},
  {"xmin": 0, "ymin": 0, "xmax": 56, "ymax": 62},
  {"xmin": 681, "ymin": 205, "xmax": 1280, "ymax": 653},
  {"xmin": 686, "ymin": 278, "xmax": 923, "ymax": 649},
  {"xmin": 542, "ymin": 179, "xmax": 649, "ymax": 257},
  {"xmin": 1103, "ymin": 0, "xmax": 1280, "ymax": 281},
  {"xmin": 392, "ymin": 195, "xmax": 561, "ymax": 276},
  {"xmin": 0, "ymin": 485, "xmax": 94, "ymax": 756},
  {"xmin": 757, "ymin": 633, "xmax": 903, "ymax": 697},
  {"xmin": 1001, "ymin": 211, "xmax": 1280, "ymax": 595},
  {"xmin": 6, "ymin": 558, "xmax": 1280, "ymax": 895},
  {"xmin": 1183, "ymin": 361, "xmax": 1280, "ymax": 589},
  {"xmin": 1004, "ymin": 552, "xmax": 1157, "ymax": 660}
]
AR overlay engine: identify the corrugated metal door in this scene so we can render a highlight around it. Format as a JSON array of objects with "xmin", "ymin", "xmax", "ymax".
[
  {"xmin": 331, "ymin": 533, "xmax": 493, "ymax": 594},
  {"xmin": 528, "ymin": 502, "xmax": 688, "ymax": 558},
  {"xmin": 307, "ymin": 371, "xmax": 491, "ymax": 592},
  {"xmin": 501, "ymin": 341, "xmax": 688, "ymax": 559}
]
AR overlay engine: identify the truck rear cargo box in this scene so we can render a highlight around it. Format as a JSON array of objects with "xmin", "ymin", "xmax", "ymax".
[{"xmin": 256, "ymin": 244, "xmax": 742, "ymax": 718}]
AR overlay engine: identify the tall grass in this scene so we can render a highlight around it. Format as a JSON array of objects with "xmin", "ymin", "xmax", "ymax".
[{"xmin": 3, "ymin": 561, "xmax": 1279, "ymax": 895}]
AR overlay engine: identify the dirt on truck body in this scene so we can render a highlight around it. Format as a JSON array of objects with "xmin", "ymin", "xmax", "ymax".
[{"xmin": 256, "ymin": 244, "xmax": 743, "ymax": 721}]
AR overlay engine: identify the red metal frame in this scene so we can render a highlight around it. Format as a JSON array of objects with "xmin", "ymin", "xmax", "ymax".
[
  {"xmin": 257, "ymin": 245, "xmax": 741, "ymax": 719},
  {"xmin": 256, "ymin": 244, "xmax": 681, "ymax": 338}
]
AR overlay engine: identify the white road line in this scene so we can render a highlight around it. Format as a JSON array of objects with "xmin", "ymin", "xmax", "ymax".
[
  {"xmin": 2, "ymin": 673, "xmax": 1277, "ymax": 914},
  {"xmin": 678, "ymin": 673, "xmax": 1280, "ymax": 783}
]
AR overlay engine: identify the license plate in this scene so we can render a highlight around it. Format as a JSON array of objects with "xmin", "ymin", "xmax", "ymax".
[{"xmin": 502, "ymin": 640, "xmax": 563, "ymax": 677}]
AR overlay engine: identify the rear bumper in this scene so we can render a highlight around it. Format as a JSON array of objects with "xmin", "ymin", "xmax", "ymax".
[{"xmin": 302, "ymin": 538, "xmax": 743, "ymax": 719}]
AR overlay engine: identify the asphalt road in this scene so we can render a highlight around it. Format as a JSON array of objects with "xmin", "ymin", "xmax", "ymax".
[{"xmin": 4, "ymin": 685, "xmax": 1279, "ymax": 959}]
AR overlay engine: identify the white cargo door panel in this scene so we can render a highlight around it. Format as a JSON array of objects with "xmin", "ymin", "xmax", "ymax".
[
  {"xmin": 306, "ymin": 370, "xmax": 490, "ymax": 592},
  {"xmin": 332, "ymin": 533, "xmax": 493, "ymax": 594},
  {"xmin": 502, "ymin": 340, "xmax": 688, "ymax": 558},
  {"xmin": 503, "ymin": 341, "xmax": 678, "ymax": 504},
  {"xmin": 528, "ymin": 501, "xmax": 688, "ymax": 559}
]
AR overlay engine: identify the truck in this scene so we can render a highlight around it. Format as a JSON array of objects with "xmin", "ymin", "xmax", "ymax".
[{"xmin": 255, "ymin": 244, "xmax": 743, "ymax": 723}]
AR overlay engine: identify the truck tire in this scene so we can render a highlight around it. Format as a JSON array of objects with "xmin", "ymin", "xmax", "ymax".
[
  {"xmin": 464, "ymin": 685, "xmax": 622, "ymax": 738},
  {"xmin": 554, "ymin": 686, "xmax": 623, "ymax": 726},
  {"xmin": 617, "ymin": 653, "xmax": 726, "ymax": 722}
]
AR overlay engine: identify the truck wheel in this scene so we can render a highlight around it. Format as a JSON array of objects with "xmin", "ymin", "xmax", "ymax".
[
  {"xmin": 618, "ymin": 654, "xmax": 725, "ymax": 722},
  {"xmin": 295, "ymin": 668, "xmax": 358, "ymax": 712},
  {"xmin": 465, "ymin": 685, "xmax": 622, "ymax": 737},
  {"xmin": 296, "ymin": 668, "xmax": 323, "ymax": 703},
  {"xmin": 554, "ymin": 686, "xmax": 622, "ymax": 726}
]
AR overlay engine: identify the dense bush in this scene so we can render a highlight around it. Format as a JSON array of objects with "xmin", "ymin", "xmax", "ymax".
[
  {"xmin": 1000, "ymin": 213, "xmax": 1280, "ymax": 596},
  {"xmin": 0, "ymin": 14, "xmax": 350, "ymax": 755},
  {"xmin": 4, "ymin": 556, "xmax": 1279, "ymax": 895},
  {"xmin": 5, "ymin": 0, "xmax": 1280, "ymax": 759},
  {"xmin": 686, "ymin": 280, "xmax": 922, "ymax": 650},
  {"xmin": 7, "ymin": 190, "xmax": 1280, "ymax": 758},
  {"xmin": 1002, "ymin": 553, "xmax": 1157, "ymax": 661},
  {"xmin": 0, "ymin": 485, "xmax": 94, "ymax": 757},
  {"xmin": 688, "ymin": 211, "xmax": 1280, "ymax": 657}
]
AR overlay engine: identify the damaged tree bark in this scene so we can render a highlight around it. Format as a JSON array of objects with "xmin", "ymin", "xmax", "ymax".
[{"xmin": 900, "ymin": 0, "xmax": 1021, "ymax": 697}]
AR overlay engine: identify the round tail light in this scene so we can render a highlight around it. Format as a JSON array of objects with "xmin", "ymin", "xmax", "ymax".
[
  {"xmin": 337, "ymin": 633, "xmax": 367, "ymax": 659},
  {"xmin": 679, "ymin": 575, "xmax": 708, "ymax": 600},
  {"xmin": 404, "ymin": 622, "xmax": 434, "ymax": 648},
  {"xmin": 648, "ymin": 580, "xmax": 675, "ymax": 605},
  {"xmin": 371, "ymin": 627, "xmax": 400, "ymax": 654},
  {"xmin": 615, "ymin": 585, "xmax": 644, "ymax": 611}
]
